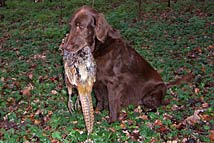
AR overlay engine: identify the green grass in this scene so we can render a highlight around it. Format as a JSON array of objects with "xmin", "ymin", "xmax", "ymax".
[{"xmin": 0, "ymin": 0, "xmax": 213, "ymax": 142}]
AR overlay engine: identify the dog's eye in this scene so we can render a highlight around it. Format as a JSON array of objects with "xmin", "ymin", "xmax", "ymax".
[{"xmin": 75, "ymin": 23, "xmax": 84, "ymax": 29}]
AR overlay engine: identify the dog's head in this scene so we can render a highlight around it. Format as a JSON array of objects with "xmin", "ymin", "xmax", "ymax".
[{"xmin": 62, "ymin": 6, "xmax": 120, "ymax": 53}]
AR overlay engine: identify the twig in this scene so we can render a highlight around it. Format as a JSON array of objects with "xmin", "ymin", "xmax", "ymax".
[{"xmin": 59, "ymin": 0, "xmax": 63, "ymax": 26}]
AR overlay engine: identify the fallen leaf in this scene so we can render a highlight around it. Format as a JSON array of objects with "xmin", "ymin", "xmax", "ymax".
[
  {"xmin": 48, "ymin": 111, "xmax": 53, "ymax": 116},
  {"xmin": 109, "ymin": 127, "xmax": 116, "ymax": 132},
  {"xmin": 7, "ymin": 97, "xmax": 16, "ymax": 106},
  {"xmin": 166, "ymin": 141, "xmax": 177, "ymax": 143},
  {"xmin": 209, "ymin": 130, "xmax": 214, "ymax": 142},
  {"xmin": 157, "ymin": 126, "xmax": 168, "ymax": 133},
  {"xmin": 201, "ymin": 65, "xmax": 206, "ymax": 73},
  {"xmin": 154, "ymin": 120, "xmax": 162, "ymax": 126},
  {"xmin": 172, "ymin": 123, "xmax": 185, "ymax": 130},
  {"xmin": 134, "ymin": 105, "xmax": 142, "ymax": 113},
  {"xmin": 182, "ymin": 138, "xmax": 188, "ymax": 143},
  {"xmin": 138, "ymin": 114, "xmax": 148, "ymax": 120},
  {"xmin": 207, "ymin": 45, "xmax": 214, "ymax": 50},
  {"xmin": 150, "ymin": 137, "xmax": 158, "ymax": 143},
  {"xmin": 202, "ymin": 102, "xmax": 209, "ymax": 108},
  {"xmin": 120, "ymin": 123, "xmax": 126, "ymax": 129},
  {"xmin": 163, "ymin": 113, "xmax": 172, "ymax": 120},
  {"xmin": 21, "ymin": 83, "xmax": 33, "ymax": 96},
  {"xmin": 194, "ymin": 88, "xmax": 200, "ymax": 94},
  {"xmin": 1, "ymin": 77, "xmax": 5, "ymax": 82},
  {"xmin": 72, "ymin": 121, "xmax": 78, "ymax": 124},
  {"xmin": 44, "ymin": 125, "xmax": 51, "ymax": 131},
  {"xmin": 34, "ymin": 119, "xmax": 41, "ymax": 125},
  {"xmin": 51, "ymin": 139, "xmax": 60, "ymax": 143},
  {"xmin": 33, "ymin": 99, "xmax": 40, "ymax": 103},
  {"xmin": 118, "ymin": 111, "xmax": 127, "ymax": 121},
  {"xmin": 51, "ymin": 90, "xmax": 58, "ymax": 95},
  {"xmin": 21, "ymin": 88, "xmax": 31, "ymax": 96},
  {"xmin": 28, "ymin": 72, "xmax": 33, "ymax": 80},
  {"xmin": 183, "ymin": 110, "xmax": 204, "ymax": 125},
  {"xmin": 44, "ymin": 111, "xmax": 53, "ymax": 123},
  {"xmin": 131, "ymin": 129, "xmax": 140, "ymax": 140},
  {"xmin": 33, "ymin": 53, "xmax": 46, "ymax": 60},
  {"xmin": 200, "ymin": 114, "xmax": 211, "ymax": 122},
  {"xmin": 35, "ymin": 109, "xmax": 41, "ymax": 115},
  {"xmin": 171, "ymin": 104, "xmax": 183, "ymax": 111}
]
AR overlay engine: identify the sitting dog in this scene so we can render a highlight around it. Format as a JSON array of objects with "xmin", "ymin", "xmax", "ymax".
[{"xmin": 62, "ymin": 6, "xmax": 191, "ymax": 123}]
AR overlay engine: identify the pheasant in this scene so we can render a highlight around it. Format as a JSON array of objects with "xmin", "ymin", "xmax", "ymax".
[{"xmin": 60, "ymin": 35, "xmax": 96, "ymax": 134}]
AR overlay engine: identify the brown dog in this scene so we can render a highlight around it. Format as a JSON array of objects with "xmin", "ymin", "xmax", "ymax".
[{"xmin": 62, "ymin": 6, "xmax": 190, "ymax": 123}]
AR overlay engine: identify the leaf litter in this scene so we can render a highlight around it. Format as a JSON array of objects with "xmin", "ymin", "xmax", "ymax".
[{"xmin": 0, "ymin": 0, "xmax": 213, "ymax": 142}]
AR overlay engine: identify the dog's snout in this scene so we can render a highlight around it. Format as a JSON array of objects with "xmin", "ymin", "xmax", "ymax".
[{"xmin": 62, "ymin": 34, "xmax": 87, "ymax": 52}]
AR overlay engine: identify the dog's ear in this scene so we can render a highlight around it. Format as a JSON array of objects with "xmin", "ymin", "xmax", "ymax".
[{"xmin": 95, "ymin": 13, "xmax": 110, "ymax": 43}]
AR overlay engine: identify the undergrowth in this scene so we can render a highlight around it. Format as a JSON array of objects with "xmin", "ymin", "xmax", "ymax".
[{"xmin": 0, "ymin": 0, "xmax": 213, "ymax": 142}]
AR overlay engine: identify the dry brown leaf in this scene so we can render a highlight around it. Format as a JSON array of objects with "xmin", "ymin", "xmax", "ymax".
[
  {"xmin": 21, "ymin": 88, "xmax": 31, "ymax": 96},
  {"xmin": 157, "ymin": 126, "xmax": 168, "ymax": 133},
  {"xmin": 150, "ymin": 137, "xmax": 158, "ymax": 143},
  {"xmin": 134, "ymin": 105, "xmax": 142, "ymax": 113},
  {"xmin": 33, "ymin": 53, "xmax": 46, "ymax": 60},
  {"xmin": 183, "ymin": 109, "xmax": 203, "ymax": 125},
  {"xmin": 44, "ymin": 125, "xmax": 51, "ymax": 131},
  {"xmin": 28, "ymin": 72, "xmax": 33, "ymax": 80},
  {"xmin": 120, "ymin": 123, "xmax": 126, "ymax": 129},
  {"xmin": 109, "ymin": 127, "xmax": 116, "ymax": 132},
  {"xmin": 200, "ymin": 114, "xmax": 211, "ymax": 122},
  {"xmin": 48, "ymin": 111, "xmax": 53, "ymax": 116},
  {"xmin": 21, "ymin": 83, "xmax": 33, "ymax": 96},
  {"xmin": 7, "ymin": 97, "xmax": 16, "ymax": 106},
  {"xmin": 51, "ymin": 90, "xmax": 58, "ymax": 95},
  {"xmin": 154, "ymin": 119, "xmax": 162, "ymax": 126},
  {"xmin": 72, "ymin": 121, "xmax": 78, "ymax": 124},
  {"xmin": 1, "ymin": 77, "xmax": 5, "ymax": 82},
  {"xmin": 33, "ymin": 99, "xmax": 40, "ymax": 103},
  {"xmin": 209, "ymin": 130, "xmax": 214, "ymax": 142},
  {"xmin": 166, "ymin": 141, "xmax": 177, "ymax": 143},
  {"xmin": 172, "ymin": 123, "xmax": 184, "ymax": 130},
  {"xmin": 207, "ymin": 45, "xmax": 214, "ymax": 50},
  {"xmin": 35, "ymin": 109, "xmax": 41, "ymax": 115},
  {"xmin": 194, "ymin": 88, "xmax": 200, "ymax": 94},
  {"xmin": 51, "ymin": 139, "xmax": 60, "ymax": 143},
  {"xmin": 139, "ymin": 114, "xmax": 148, "ymax": 120},
  {"xmin": 202, "ymin": 102, "xmax": 209, "ymax": 108},
  {"xmin": 163, "ymin": 113, "xmax": 172, "ymax": 120},
  {"xmin": 201, "ymin": 65, "xmax": 206, "ymax": 73},
  {"xmin": 171, "ymin": 104, "xmax": 184, "ymax": 111},
  {"xmin": 34, "ymin": 119, "xmax": 41, "ymax": 125}
]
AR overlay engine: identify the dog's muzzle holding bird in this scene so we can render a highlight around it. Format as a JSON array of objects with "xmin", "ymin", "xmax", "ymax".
[{"xmin": 60, "ymin": 34, "xmax": 96, "ymax": 134}]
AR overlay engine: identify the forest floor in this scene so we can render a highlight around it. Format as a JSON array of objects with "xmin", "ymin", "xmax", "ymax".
[{"xmin": 0, "ymin": 0, "xmax": 213, "ymax": 142}]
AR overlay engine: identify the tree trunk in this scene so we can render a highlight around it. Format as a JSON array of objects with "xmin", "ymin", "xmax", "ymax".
[
  {"xmin": 0, "ymin": 0, "xmax": 6, "ymax": 7},
  {"xmin": 168, "ymin": 0, "xmax": 170, "ymax": 7},
  {"xmin": 138, "ymin": 0, "xmax": 142, "ymax": 19}
]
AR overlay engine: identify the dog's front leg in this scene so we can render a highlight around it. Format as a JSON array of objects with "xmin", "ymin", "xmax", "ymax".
[{"xmin": 107, "ymin": 82, "xmax": 123, "ymax": 123}]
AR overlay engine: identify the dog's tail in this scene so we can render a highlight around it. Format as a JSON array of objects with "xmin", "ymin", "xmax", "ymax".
[
  {"xmin": 166, "ymin": 73, "xmax": 193, "ymax": 89},
  {"xmin": 160, "ymin": 73, "xmax": 193, "ymax": 105}
]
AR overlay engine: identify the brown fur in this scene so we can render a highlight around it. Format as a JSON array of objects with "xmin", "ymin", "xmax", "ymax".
[{"xmin": 63, "ymin": 6, "xmax": 191, "ymax": 123}]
